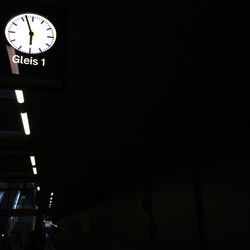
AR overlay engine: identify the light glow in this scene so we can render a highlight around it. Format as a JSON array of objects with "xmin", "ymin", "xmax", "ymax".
[
  {"xmin": 21, "ymin": 112, "xmax": 30, "ymax": 135},
  {"xmin": 37, "ymin": 186, "xmax": 40, "ymax": 191}
]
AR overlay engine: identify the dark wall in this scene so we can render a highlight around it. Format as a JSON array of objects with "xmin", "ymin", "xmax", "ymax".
[
  {"xmin": 57, "ymin": 162, "xmax": 199, "ymax": 249},
  {"xmin": 57, "ymin": 157, "xmax": 250, "ymax": 249},
  {"xmin": 200, "ymin": 156, "xmax": 250, "ymax": 249},
  {"xmin": 151, "ymin": 164, "xmax": 200, "ymax": 249}
]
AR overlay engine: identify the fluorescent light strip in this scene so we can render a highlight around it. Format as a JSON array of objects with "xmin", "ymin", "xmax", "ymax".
[
  {"xmin": 13, "ymin": 191, "xmax": 21, "ymax": 209},
  {"xmin": 32, "ymin": 167, "xmax": 37, "ymax": 175},
  {"xmin": 15, "ymin": 90, "xmax": 24, "ymax": 103},
  {"xmin": 20, "ymin": 112, "xmax": 30, "ymax": 135},
  {"xmin": 0, "ymin": 192, "xmax": 5, "ymax": 203},
  {"xmin": 30, "ymin": 156, "xmax": 36, "ymax": 166}
]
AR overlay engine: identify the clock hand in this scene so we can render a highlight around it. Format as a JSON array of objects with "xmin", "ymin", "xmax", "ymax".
[
  {"xmin": 29, "ymin": 35, "xmax": 33, "ymax": 45},
  {"xmin": 25, "ymin": 15, "xmax": 34, "ymax": 45}
]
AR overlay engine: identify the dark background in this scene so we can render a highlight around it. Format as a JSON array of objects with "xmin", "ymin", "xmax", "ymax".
[{"xmin": 1, "ymin": 0, "xmax": 250, "ymax": 249}]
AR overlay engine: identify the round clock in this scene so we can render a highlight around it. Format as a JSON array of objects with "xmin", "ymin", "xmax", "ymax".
[{"xmin": 4, "ymin": 13, "xmax": 57, "ymax": 55}]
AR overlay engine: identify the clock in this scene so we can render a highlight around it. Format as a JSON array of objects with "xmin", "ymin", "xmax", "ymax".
[{"xmin": 4, "ymin": 13, "xmax": 57, "ymax": 55}]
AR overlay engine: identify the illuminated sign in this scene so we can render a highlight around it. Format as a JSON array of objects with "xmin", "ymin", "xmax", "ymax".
[{"xmin": 0, "ymin": 3, "xmax": 68, "ymax": 89}]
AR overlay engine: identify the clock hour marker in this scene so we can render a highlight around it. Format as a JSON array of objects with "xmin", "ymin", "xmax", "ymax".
[
  {"xmin": 39, "ymin": 48, "xmax": 42, "ymax": 53},
  {"xmin": 47, "ymin": 36, "xmax": 54, "ymax": 38},
  {"xmin": 12, "ymin": 22, "xmax": 17, "ymax": 26},
  {"xmin": 10, "ymin": 39, "xmax": 16, "ymax": 42},
  {"xmin": 41, "ymin": 20, "xmax": 44, "ymax": 24},
  {"xmin": 21, "ymin": 17, "xmax": 25, "ymax": 21},
  {"xmin": 29, "ymin": 48, "xmax": 31, "ymax": 53},
  {"xmin": 46, "ymin": 28, "xmax": 52, "ymax": 30},
  {"xmin": 46, "ymin": 43, "xmax": 51, "ymax": 47},
  {"xmin": 8, "ymin": 31, "xmax": 15, "ymax": 33},
  {"xmin": 32, "ymin": 16, "xmax": 34, "ymax": 22},
  {"xmin": 18, "ymin": 45, "xmax": 22, "ymax": 50}
]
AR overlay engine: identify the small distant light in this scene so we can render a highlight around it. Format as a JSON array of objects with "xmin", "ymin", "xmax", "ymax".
[
  {"xmin": 30, "ymin": 156, "xmax": 36, "ymax": 166},
  {"xmin": 37, "ymin": 186, "xmax": 40, "ymax": 191},
  {"xmin": 50, "ymin": 197, "xmax": 53, "ymax": 200},
  {"xmin": 2, "ymin": 234, "xmax": 4, "ymax": 237},
  {"xmin": 50, "ymin": 192, "xmax": 53, "ymax": 196},
  {"xmin": 32, "ymin": 167, "xmax": 37, "ymax": 175}
]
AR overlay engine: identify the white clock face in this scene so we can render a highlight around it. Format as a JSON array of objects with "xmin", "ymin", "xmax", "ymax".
[{"xmin": 5, "ymin": 13, "xmax": 57, "ymax": 54}]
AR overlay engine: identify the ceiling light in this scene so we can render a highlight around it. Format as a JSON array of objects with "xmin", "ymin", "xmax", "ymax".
[
  {"xmin": 50, "ymin": 192, "xmax": 53, "ymax": 196},
  {"xmin": 15, "ymin": 90, "xmax": 24, "ymax": 103},
  {"xmin": 32, "ymin": 167, "xmax": 37, "ymax": 175},
  {"xmin": 30, "ymin": 156, "xmax": 36, "ymax": 166},
  {"xmin": 20, "ymin": 112, "xmax": 30, "ymax": 135}
]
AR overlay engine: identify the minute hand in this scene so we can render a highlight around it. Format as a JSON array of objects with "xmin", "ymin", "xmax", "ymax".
[{"xmin": 25, "ymin": 15, "xmax": 34, "ymax": 45}]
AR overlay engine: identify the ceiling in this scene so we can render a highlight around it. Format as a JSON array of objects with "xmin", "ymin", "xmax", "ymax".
[{"xmin": 1, "ymin": 0, "xmax": 250, "ymax": 219}]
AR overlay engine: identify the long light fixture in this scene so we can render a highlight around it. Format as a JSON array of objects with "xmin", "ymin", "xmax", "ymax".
[
  {"xmin": 32, "ymin": 167, "xmax": 37, "ymax": 175},
  {"xmin": 30, "ymin": 156, "xmax": 36, "ymax": 166},
  {"xmin": 20, "ymin": 112, "xmax": 30, "ymax": 135},
  {"xmin": 15, "ymin": 90, "xmax": 24, "ymax": 103},
  {"xmin": 13, "ymin": 191, "xmax": 21, "ymax": 209}
]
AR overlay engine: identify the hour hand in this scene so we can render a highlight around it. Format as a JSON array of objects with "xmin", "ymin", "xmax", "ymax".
[{"xmin": 29, "ymin": 34, "xmax": 33, "ymax": 45}]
